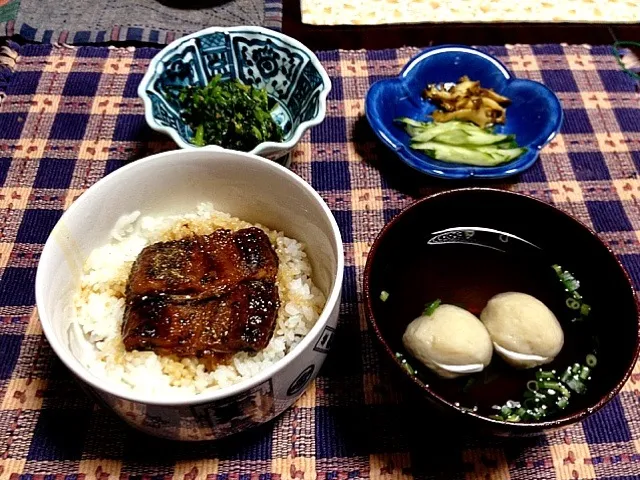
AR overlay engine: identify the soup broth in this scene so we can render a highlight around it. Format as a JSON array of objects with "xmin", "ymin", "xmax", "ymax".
[{"xmin": 377, "ymin": 227, "xmax": 597, "ymax": 418}]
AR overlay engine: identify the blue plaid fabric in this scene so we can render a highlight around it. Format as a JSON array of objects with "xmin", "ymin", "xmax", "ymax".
[{"xmin": 0, "ymin": 43, "xmax": 639, "ymax": 479}]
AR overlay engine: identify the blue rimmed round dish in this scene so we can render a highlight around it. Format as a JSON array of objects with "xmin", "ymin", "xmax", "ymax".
[{"xmin": 365, "ymin": 45, "xmax": 563, "ymax": 179}]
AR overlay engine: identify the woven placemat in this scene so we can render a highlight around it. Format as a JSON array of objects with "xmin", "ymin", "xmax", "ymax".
[
  {"xmin": 0, "ymin": 43, "xmax": 639, "ymax": 479},
  {"xmin": 1, "ymin": 0, "xmax": 282, "ymax": 44}
]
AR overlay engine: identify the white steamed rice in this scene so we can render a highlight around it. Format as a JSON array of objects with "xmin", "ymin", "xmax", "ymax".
[{"xmin": 72, "ymin": 202, "xmax": 326, "ymax": 397}]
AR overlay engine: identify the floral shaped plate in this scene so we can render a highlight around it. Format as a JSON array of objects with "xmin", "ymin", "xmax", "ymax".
[{"xmin": 365, "ymin": 45, "xmax": 563, "ymax": 179}]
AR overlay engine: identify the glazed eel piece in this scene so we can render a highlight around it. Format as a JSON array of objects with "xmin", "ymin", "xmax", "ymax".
[{"xmin": 121, "ymin": 227, "xmax": 280, "ymax": 357}]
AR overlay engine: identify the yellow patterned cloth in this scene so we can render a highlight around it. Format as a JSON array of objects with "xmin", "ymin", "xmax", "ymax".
[{"xmin": 301, "ymin": 0, "xmax": 640, "ymax": 25}]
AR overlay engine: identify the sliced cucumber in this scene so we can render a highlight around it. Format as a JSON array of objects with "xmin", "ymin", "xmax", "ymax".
[
  {"xmin": 433, "ymin": 129, "xmax": 511, "ymax": 146},
  {"xmin": 411, "ymin": 142, "xmax": 509, "ymax": 166},
  {"xmin": 397, "ymin": 117, "xmax": 527, "ymax": 167}
]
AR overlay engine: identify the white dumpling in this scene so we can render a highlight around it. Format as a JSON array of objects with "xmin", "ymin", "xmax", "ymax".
[
  {"xmin": 402, "ymin": 304, "xmax": 493, "ymax": 379},
  {"xmin": 480, "ymin": 292, "xmax": 564, "ymax": 369}
]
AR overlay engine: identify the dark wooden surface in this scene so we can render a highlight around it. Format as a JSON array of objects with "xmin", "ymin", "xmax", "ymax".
[{"xmin": 281, "ymin": 0, "xmax": 639, "ymax": 50}]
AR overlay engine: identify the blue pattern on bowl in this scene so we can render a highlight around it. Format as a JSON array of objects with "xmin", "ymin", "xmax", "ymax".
[
  {"xmin": 139, "ymin": 27, "xmax": 331, "ymax": 162},
  {"xmin": 365, "ymin": 45, "xmax": 563, "ymax": 179}
]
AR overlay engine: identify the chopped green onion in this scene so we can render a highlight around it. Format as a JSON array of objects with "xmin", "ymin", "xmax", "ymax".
[
  {"xmin": 579, "ymin": 366, "xmax": 591, "ymax": 381},
  {"xmin": 395, "ymin": 353, "xmax": 417, "ymax": 376},
  {"xmin": 559, "ymin": 271, "xmax": 580, "ymax": 292},
  {"xmin": 423, "ymin": 299, "xmax": 442, "ymax": 316},
  {"xmin": 560, "ymin": 367, "xmax": 573, "ymax": 383},
  {"xmin": 557, "ymin": 397, "xmax": 569, "ymax": 409},
  {"xmin": 380, "ymin": 290, "xmax": 389, "ymax": 302},
  {"xmin": 565, "ymin": 377, "xmax": 587, "ymax": 394},
  {"xmin": 529, "ymin": 409, "xmax": 544, "ymax": 420},
  {"xmin": 527, "ymin": 380, "xmax": 539, "ymax": 392},
  {"xmin": 566, "ymin": 298, "xmax": 581, "ymax": 310},
  {"xmin": 580, "ymin": 303, "xmax": 591, "ymax": 316},
  {"xmin": 536, "ymin": 370, "xmax": 555, "ymax": 381},
  {"xmin": 540, "ymin": 381, "xmax": 571, "ymax": 398},
  {"xmin": 402, "ymin": 361, "xmax": 416, "ymax": 376},
  {"xmin": 586, "ymin": 354, "xmax": 597, "ymax": 367},
  {"xmin": 540, "ymin": 381, "xmax": 561, "ymax": 390}
]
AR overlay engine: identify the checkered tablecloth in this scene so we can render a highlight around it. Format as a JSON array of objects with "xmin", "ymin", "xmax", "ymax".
[{"xmin": 1, "ymin": 42, "xmax": 640, "ymax": 480}]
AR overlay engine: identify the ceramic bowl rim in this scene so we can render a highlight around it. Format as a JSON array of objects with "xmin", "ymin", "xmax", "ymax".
[
  {"xmin": 35, "ymin": 148, "xmax": 345, "ymax": 407},
  {"xmin": 363, "ymin": 187, "xmax": 640, "ymax": 430},
  {"xmin": 137, "ymin": 26, "xmax": 332, "ymax": 156},
  {"xmin": 364, "ymin": 45, "xmax": 564, "ymax": 180}
]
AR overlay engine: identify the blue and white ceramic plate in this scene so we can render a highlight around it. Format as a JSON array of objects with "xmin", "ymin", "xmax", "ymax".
[
  {"xmin": 365, "ymin": 45, "xmax": 563, "ymax": 179},
  {"xmin": 138, "ymin": 26, "xmax": 331, "ymax": 163}
]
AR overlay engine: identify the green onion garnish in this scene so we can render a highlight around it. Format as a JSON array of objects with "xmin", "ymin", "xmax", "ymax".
[
  {"xmin": 402, "ymin": 361, "xmax": 416, "ymax": 376},
  {"xmin": 536, "ymin": 370, "xmax": 555, "ymax": 381},
  {"xmin": 565, "ymin": 377, "xmax": 586, "ymax": 394},
  {"xmin": 423, "ymin": 299, "xmax": 442, "ymax": 316},
  {"xmin": 380, "ymin": 290, "xmax": 390, "ymax": 302},
  {"xmin": 579, "ymin": 366, "xmax": 591, "ymax": 381},
  {"xmin": 559, "ymin": 271, "xmax": 580, "ymax": 292},
  {"xmin": 554, "ymin": 264, "xmax": 591, "ymax": 322},
  {"xmin": 566, "ymin": 298, "xmax": 581, "ymax": 310},
  {"xmin": 586, "ymin": 354, "xmax": 597, "ymax": 367},
  {"xmin": 395, "ymin": 352, "xmax": 416, "ymax": 376},
  {"xmin": 494, "ymin": 357, "xmax": 594, "ymax": 422}
]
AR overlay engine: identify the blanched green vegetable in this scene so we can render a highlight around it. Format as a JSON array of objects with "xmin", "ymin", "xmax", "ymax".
[{"xmin": 178, "ymin": 75, "xmax": 283, "ymax": 150}]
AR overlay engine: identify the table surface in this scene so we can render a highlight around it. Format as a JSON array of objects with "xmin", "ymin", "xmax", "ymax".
[
  {"xmin": 0, "ymin": 41, "xmax": 639, "ymax": 479},
  {"xmin": 2, "ymin": 0, "xmax": 639, "ymax": 50}
]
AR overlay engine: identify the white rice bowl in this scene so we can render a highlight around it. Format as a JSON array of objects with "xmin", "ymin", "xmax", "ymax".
[{"xmin": 72, "ymin": 202, "xmax": 326, "ymax": 398}]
